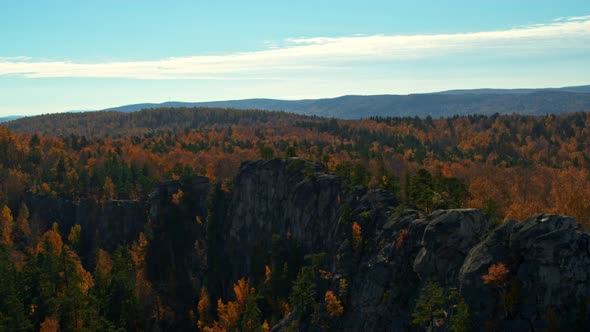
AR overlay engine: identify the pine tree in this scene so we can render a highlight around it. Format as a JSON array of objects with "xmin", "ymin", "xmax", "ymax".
[
  {"xmin": 411, "ymin": 282, "xmax": 447, "ymax": 330},
  {"xmin": 450, "ymin": 298, "xmax": 471, "ymax": 332},
  {"xmin": 241, "ymin": 292, "xmax": 262, "ymax": 332},
  {"xmin": 290, "ymin": 267, "xmax": 316, "ymax": 318},
  {"xmin": 412, "ymin": 282, "xmax": 470, "ymax": 331},
  {"xmin": 408, "ymin": 169, "xmax": 435, "ymax": 213},
  {"xmin": 0, "ymin": 246, "xmax": 33, "ymax": 331}
]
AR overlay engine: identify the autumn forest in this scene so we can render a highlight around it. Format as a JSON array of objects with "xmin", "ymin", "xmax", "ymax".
[
  {"xmin": 4, "ymin": 108, "xmax": 590, "ymax": 224},
  {"xmin": 0, "ymin": 107, "xmax": 590, "ymax": 331}
]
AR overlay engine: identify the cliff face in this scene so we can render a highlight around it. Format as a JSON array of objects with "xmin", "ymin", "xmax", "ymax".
[
  {"xmin": 24, "ymin": 159, "xmax": 590, "ymax": 331},
  {"xmin": 223, "ymin": 159, "xmax": 354, "ymax": 279},
  {"xmin": 24, "ymin": 192, "xmax": 147, "ymax": 257},
  {"xmin": 221, "ymin": 159, "xmax": 590, "ymax": 331}
]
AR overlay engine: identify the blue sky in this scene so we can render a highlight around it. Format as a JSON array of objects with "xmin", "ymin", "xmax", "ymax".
[{"xmin": 1, "ymin": 0, "xmax": 590, "ymax": 116}]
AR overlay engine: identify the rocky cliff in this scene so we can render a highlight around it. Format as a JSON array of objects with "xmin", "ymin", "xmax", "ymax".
[
  {"xmin": 24, "ymin": 158, "xmax": 590, "ymax": 331},
  {"xmin": 222, "ymin": 159, "xmax": 590, "ymax": 331}
]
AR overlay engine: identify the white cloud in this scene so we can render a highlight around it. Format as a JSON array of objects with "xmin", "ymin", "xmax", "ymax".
[
  {"xmin": 0, "ymin": 56, "xmax": 32, "ymax": 61},
  {"xmin": 0, "ymin": 16, "xmax": 589, "ymax": 79},
  {"xmin": 553, "ymin": 15, "xmax": 590, "ymax": 22}
]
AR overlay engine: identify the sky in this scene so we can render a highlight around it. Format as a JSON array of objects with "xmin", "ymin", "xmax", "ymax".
[{"xmin": 1, "ymin": 0, "xmax": 590, "ymax": 116}]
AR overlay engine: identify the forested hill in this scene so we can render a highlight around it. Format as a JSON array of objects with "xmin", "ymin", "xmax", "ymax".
[
  {"xmin": 100, "ymin": 90, "xmax": 590, "ymax": 118},
  {"xmin": 1, "ymin": 106, "xmax": 590, "ymax": 330},
  {"xmin": 1, "ymin": 107, "xmax": 589, "ymax": 226},
  {"xmin": 4, "ymin": 108, "xmax": 304, "ymax": 136}
]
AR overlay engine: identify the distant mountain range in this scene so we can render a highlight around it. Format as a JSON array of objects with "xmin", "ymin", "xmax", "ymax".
[
  {"xmin": 0, "ymin": 115, "xmax": 23, "ymax": 123},
  {"xmin": 2, "ymin": 85, "xmax": 590, "ymax": 122},
  {"xmin": 434, "ymin": 84, "xmax": 590, "ymax": 95},
  {"xmin": 101, "ymin": 85, "xmax": 590, "ymax": 119}
]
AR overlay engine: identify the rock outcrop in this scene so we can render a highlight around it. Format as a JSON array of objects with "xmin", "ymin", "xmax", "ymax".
[
  {"xmin": 459, "ymin": 214, "xmax": 590, "ymax": 330},
  {"xmin": 223, "ymin": 159, "xmax": 349, "ymax": 279},
  {"xmin": 220, "ymin": 159, "xmax": 590, "ymax": 331},
  {"xmin": 23, "ymin": 158, "xmax": 590, "ymax": 331}
]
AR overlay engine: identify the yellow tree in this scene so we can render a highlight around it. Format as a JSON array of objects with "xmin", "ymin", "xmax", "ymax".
[
  {"xmin": 13, "ymin": 202, "xmax": 31, "ymax": 246},
  {"xmin": 39, "ymin": 317, "xmax": 60, "ymax": 332},
  {"xmin": 204, "ymin": 278, "xmax": 253, "ymax": 331},
  {"xmin": 482, "ymin": 262, "xmax": 510, "ymax": 316},
  {"xmin": 197, "ymin": 287, "xmax": 212, "ymax": 328},
  {"xmin": 0, "ymin": 205, "xmax": 14, "ymax": 246},
  {"xmin": 68, "ymin": 224, "xmax": 82, "ymax": 251},
  {"xmin": 233, "ymin": 278, "xmax": 250, "ymax": 312},
  {"xmin": 102, "ymin": 176, "xmax": 116, "ymax": 200},
  {"xmin": 325, "ymin": 291, "xmax": 344, "ymax": 318},
  {"xmin": 550, "ymin": 168, "xmax": 590, "ymax": 228},
  {"xmin": 37, "ymin": 223, "xmax": 63, "ymax": 256},
  {"xmin": 217, "ymin": 299, "xmax": 240, "ymax": 330},
  {"xmin": 264, "ymin": 265, "xmax": 272, "ymax": 285},
  {"xmin": 352, "ymin": 222, "xmax": 362, "ymax": 251}
]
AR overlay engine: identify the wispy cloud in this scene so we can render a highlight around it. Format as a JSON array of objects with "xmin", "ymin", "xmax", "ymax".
[
  {"xmin": 1, "ymin": 16, "xmax": 589, "ymax": 79},
  {"xmin": 552, "ymin": 15, "xmax": 590, "ymax": 22},
  {"xmin": 0, "ymin": 56, "xmax": 32, "ymax": 61}
]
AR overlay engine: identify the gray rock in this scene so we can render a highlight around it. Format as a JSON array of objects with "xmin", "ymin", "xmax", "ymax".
[
  {"xmin": 413, "ymin": 209, "xmax": 488, "ymax": 285},
  {"xmin": 459, "ymin": 214, "xmax": 590, "ymax": 327}
]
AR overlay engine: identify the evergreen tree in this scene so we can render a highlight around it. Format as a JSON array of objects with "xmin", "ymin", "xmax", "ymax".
[
  {"xmin": 0, "ymin": 246, "xmax": 32, "ymax": 331},
  {"xmin": 412, "ymin": 282, "xmax": 447, "ymax": 330},
  {"xmin": 412, "ymin": 282, "xmax": 469, "ymax": 332},
  {"xmin": 241, "ymin": 292, "xmax": 262, "ymax": 332},
  {"xmin": 289, "ymin": 267, "xmax": 316, "ymax": 318},
  {"xmin": 107, "ymin": 248, "xmax": 140, "ymax": 330},
  {"xmin": 450, "ymin": 298, "xmax": 471, "ymax": 332},
  {"xmin": 408, "ymin": 169, "xmax": 435, "ymax": 213}
]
